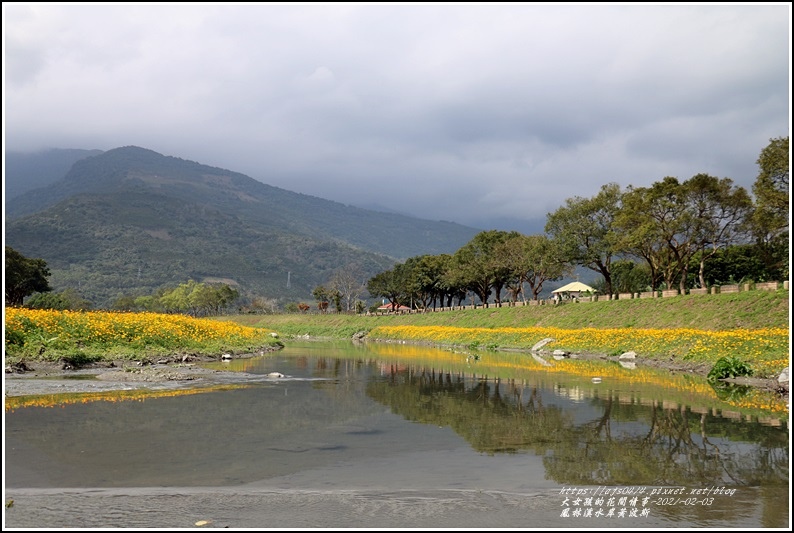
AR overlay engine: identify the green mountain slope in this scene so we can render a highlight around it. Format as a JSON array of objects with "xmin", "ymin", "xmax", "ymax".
[
  {"xmin": 8, "ymin": 191, "xmax": 398, "ymax": 306},
  {"xmin": 6, "ymin": 146, "xmax": 479, "ymax": 258},
  {"xmin": 5, "ymin": 146, "xmax": 480, "ymax": 307}
]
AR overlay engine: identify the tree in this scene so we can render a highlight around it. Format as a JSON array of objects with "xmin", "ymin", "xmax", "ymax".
[
  {"xmin": 615, "ymin": 184, "xmax": 671, "ymax": 291},
  {"xmin": 496, "ymin": 233, "xmax": 571, "ymax": 301},
  {"xmin": 752, "ymin": 136, "xmax": 789, "ymax": 241},
  {"xmin": 685, "ymin": 174, "xmax": 752, "ymax": 288},
  {"xmin": 449, "ymin": 230, "xmax": 520, "ymax": 307},
  {"xmin": 608, "ymin": 259, "xmax": 652, "ymax": 294},
  {"xmin": 157, "ymin": 280, "xmax": 239, "ymax": 316},
  {"xmin": 159, "ymin": 281, "xmax": 192, "ymax": 313},
  {"xmin": 618, "ymin": 175, "xmax": 752, "ymax": 291},
  {"xmin": 5, "ymin": 246, "xmax": 52, "ymax": 306},
  {"xmin": 366, "ymin": 267, "xmax": 406, "ymax": 310},
  {"xmin": 312, "ymin": 285, "xmax": 331, "ymax": 313},
  {"xmin": 26, "ymin": 288, "xmax": 92, "ymax": 310},
  {"xmin": 433, "ymin": 254, "xmax": 467, "ymax": 308},
  {"xmin": 689, "ymin": 244, "xmax": 770, "ymax": 286},
  {"xmin": 331, "ymin": 289, "xmax": 343, "ymax": 313},
  {"xmin": 399, "ymin": 255, "xmax": 447, "ymax": 311},
  {"xmin": 328, "ymin": 263, "xmax": 367, "ymax": 312},
  {"xmin": 545, "ymin": 183, "xmax": 623, "ymax": 296},
  {"xmin": 752, "ymin": 136, "xmax": 789, "ymax": 278}
]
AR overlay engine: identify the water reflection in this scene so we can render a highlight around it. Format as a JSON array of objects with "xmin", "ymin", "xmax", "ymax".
[
  {"xmin": 364, "ymin": 359, "xmax": 789, "ymax": 487},
  {"xmin": 4, "ymin": 341, "xmax": 789, "ymax": 528}
]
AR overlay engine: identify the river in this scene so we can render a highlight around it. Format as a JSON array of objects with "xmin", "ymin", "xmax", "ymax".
[{"xmin": 3, "ymin": 341, "xmax": 789, "ymax": 529}]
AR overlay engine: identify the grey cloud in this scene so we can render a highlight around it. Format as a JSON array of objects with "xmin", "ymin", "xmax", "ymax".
[{"xmin": 3, "ymin": 3, "xmax": 789, "ymax": 228}]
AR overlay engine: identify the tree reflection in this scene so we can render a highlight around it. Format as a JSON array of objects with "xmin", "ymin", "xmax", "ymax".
[{"xmin": 366, "ymin": 366, "xmax": 789, "ymax": 489}]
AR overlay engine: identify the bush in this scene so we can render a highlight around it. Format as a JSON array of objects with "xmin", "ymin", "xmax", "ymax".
[{"xmin": 707, "ymin": 356, "xmax": 753, "ymax": 383}]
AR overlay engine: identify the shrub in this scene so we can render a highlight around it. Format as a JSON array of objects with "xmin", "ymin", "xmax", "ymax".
[{"xmin": 707, "ymin": 356, "xmax": 753, "ymax": 383}]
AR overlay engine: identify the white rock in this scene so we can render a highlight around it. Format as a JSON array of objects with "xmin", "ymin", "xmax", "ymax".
[
  {"xmin": 267, "ymin": 372, "xmax": 285, "ymax": 378},
  {"xmin": 531, "ymin": 338, "xmax": 555, "ymax": 351},
  {"xmin": 619, "ymin": 351, "xmax": 637, "ymax": 360},
  {"xmin": 778, "ymin": 367, "xmax": 790, "ymax": 384},
  {"xmin": 591, "ymin": 377, "xmax": 602, "ymax": 383}
]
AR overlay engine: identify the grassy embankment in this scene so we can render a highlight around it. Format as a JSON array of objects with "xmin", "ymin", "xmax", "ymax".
[{"xmin": 226, "ymin": 290, "xmax": 791, "ymax": 379}]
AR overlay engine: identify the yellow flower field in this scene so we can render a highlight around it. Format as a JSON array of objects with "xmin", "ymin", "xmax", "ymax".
[
  {"xmin": 4, "ymin": 308, "xmax": 278, "ymax": 359},
  {"xmin": 369, "ymin": 325, "xmax": 790, "ymax": 377}
]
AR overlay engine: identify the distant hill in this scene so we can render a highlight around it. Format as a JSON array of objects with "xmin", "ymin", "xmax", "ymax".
[
  {"xmin": 4, "ymin": 148, "xmax": 104, "ymax": 200},
  {"xmin": 5, "ymin": 146, "xmax": 481, "ymax": 307}
]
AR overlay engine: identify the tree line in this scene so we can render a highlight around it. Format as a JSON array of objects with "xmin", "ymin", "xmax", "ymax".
[
  {"xmin": 111, "ymin": 279, "xmax": 240, "ymax": 316},
  {"xmin": 4, "ymin": 259, "xmax": 240, "ymax": 316},
  {"xmin": 364, "ymin": 137, "xmax": 788, "ymax": 310}
]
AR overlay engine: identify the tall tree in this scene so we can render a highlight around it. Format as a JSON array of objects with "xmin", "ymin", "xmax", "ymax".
[
  {"xmin": 434, "ymin": 254, "xmax": 467, "ymax": 308},
  {"xmin": 613, "ymin": 191, "xmax": 667, "ymax": 291},
  {"xmin": 400, "ymin": 255, "xmax": 444, "ymax": 310},
  {"xmin": 685, "ymin": 174, "xmax": 752, "ymax": 288},
  {"xmin": 620, "ymin": 178, "xmax": 698, "ymax": 291},
  {"xmin": 545, "ymin": 183, "xmax": 623, "ymax": 296},
  {"xmin": 618, "ymin": 175, "xmax": 751, "ymax": 291},
  {"xmin": 497, "ymin": 234, "xmax": 570, "ymax": 301},
  {"xmin": 752, "ymin": 136, "xmax": 789, "ymax": 279},
  {"xmin": 5, "ymin": 246, "xmax": 52, "ymax": 306},
  {"xmin": 752, "ymin": 136, "xmax": 789, "ymax": 242},
  {"xmin": 449, "ymin": 230, "xmax": 520, "ymax": 307},
  {"xmin": 366, "ymin": 267, "xmax": 406, "ymax": 310}
]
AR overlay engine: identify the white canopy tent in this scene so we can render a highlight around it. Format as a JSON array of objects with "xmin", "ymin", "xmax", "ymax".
[{"xmin": 551, "ymin": 281, "xmax": 597, "ymax": 297}]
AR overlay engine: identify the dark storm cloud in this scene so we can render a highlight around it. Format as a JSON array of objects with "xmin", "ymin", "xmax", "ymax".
[{"xmin": 3, "ymin": 3, "xmax": 790, "ymax": 230}]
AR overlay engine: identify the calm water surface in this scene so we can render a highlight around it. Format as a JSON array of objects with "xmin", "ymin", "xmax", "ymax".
[{"xmin": 4, "ymin": 341, "xmax": 789, "ymax": 529}]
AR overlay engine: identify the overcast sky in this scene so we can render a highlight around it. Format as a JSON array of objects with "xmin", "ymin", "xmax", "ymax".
[{"xmin": 3, "ymin": 3, "xmax": 790, "ymax": 232}]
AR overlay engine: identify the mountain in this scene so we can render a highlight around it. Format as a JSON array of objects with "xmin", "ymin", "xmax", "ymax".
[{"xmin": 4, "ymin": 146, "xmax": 481, "ymax": 308}]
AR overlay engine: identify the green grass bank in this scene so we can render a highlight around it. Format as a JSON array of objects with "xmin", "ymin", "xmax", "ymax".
[{"xmin": 229, "ymin": 289, "xmax": 789, "ymax": 334}]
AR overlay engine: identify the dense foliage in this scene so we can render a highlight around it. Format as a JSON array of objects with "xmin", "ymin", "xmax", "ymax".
[{"xmin": 4, "ymin": 246, "xmax": 52, "ymax": 306}]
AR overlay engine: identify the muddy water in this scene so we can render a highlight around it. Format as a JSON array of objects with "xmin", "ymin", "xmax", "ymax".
[{"xmin": 3, "ymin": 341, "xmax": 789, "ymax": 529}]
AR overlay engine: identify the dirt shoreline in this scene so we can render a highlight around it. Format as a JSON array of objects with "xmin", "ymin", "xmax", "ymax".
[
  {"xmin": 3, "ymin": 346, "xmax": 788, "ymax": 399},
  {"xmin": 3, "ymin": 353, "xmax": 264, "ymax": 397}
]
